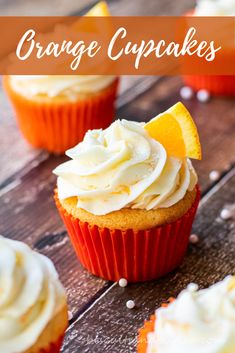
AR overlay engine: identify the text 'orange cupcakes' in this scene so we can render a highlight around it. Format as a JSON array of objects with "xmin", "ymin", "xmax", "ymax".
[{"xmin": 53, "ymin": 102, "xmax": 201, "ymax": 282}]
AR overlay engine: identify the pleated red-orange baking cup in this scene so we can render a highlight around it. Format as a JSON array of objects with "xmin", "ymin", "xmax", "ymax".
[
  {"xmin": 182, "ymin": 9, "xmax": 235, "ymax": 97},
  {"xmin": 3, "ymin": 76, "xmax": 119, "ymax": 154},
  {"xmin": 183, "ymin": 75, "xmax": 235, "ymax": 97},
  {"xmin": 137, "ymin": 299, "xmax": 174, "ymax": 353},
  {"xmin": 55, "ymin": 186, "xmax": 200, "ymax": 282},
  {"xmin": 137, "ymin": 314, "xmax": 156, "ymax": 353}
]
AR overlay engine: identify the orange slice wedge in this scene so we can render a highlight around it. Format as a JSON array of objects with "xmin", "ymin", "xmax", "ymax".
[
  {"xmin": 145, "ymin": 102, "xmax": 202, "ymax": 160},
  {"xmin": 71, "ymin": 1, "xmax": 110, "ymax": 33},
  {"xmin": 85, "ymin": 1, "xmax": 110, "ymax": 16}
]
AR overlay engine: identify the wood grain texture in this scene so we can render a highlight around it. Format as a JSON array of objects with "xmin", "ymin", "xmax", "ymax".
[
  {"xmin": 0, "ymin": 155, "xmax": 108, "ymax": 315},
  {"xmin": 0, "ymin": 81, "xmax": 48, "ymax": 186},
  {"xmin": 62, "ymin": 168, "xmax": 235, "ymax": 353}
]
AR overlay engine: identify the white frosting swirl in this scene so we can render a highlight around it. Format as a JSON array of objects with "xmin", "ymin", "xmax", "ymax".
[
  {"xmin": 195, "ymin": 0, "xmax": 235, "ymax": 16},
  {"xmin": 147, "ymin": 276, "xmax": 235, "ymax": 353},
  {"xmin": 0, "ymin": 235, "xmax": 66, "ymax": 353},
  {"xmin": 54, "ymin": 119, "xmax": 197, "ymax": 216},
  {"xmin": 9, "ymin": 75, "xmax": 116, "ymax": 99}
]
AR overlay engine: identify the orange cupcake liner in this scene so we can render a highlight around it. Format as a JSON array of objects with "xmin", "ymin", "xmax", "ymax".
[
  {"xmin": 3, "ymin": 76, "xmax": 119, "ymax": 154},
  {"xmin": 137, "ymin": 314, "xmax": 156, "ymax": 353},
  {"xmin": 183, "ymin": 75, "xmax": 235, "ymax": 97},
  {"xmin": 54, "ymin": 186, "xmax": 200, "ymax": 282},
  {"xmin": 38, "ymin": 334, "xmax": 64, "ymax": 353}
]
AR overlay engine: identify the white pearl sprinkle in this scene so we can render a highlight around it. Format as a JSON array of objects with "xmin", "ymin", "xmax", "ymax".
[
  {"xmin": 187, "ymin": 283, "xmax": 199, "ymax": 292},
  {"xmin": 209, "ymin": 170, "xmax": 220, "ymax": 181},
  {"xmin": 220, "ymin": 208, "xmax": 232, "ymax": 220},
  {"xmin": 189, "ymin": 233, "xmax": 199, "ymax": 244},
  {"xmin": 180, "ymin": 86, "xmax": 194, "ymax": 100},
  {"xmin": 68, "ymin": 311, "xmax": 73, "ymax": 321},
  {"xmin": 197, "ymin": 89, "xmax": 210, "ymax": 103},
  {"xmin": 126, "ymin": 300, "xmax": 135, "ymax": 309},
  {"xmin": 119, "ymin": 278, "xmax": 128, "ymax": 288}
]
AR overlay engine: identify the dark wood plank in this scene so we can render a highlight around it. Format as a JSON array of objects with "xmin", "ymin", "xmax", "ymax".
[
  {"xmin": 62, "ymin": 168, "xmax": 235, "ymax": 353},
  {"xmin": 118, "ymin": 76, "xmax": 235, "ymax": 193},
  {"xmin": 0, "ymin": 84, "xmax": 48, "ymax": 186},
  {"xmin": 0, "ymin": 156, "xmax": 108, "ymax": 316}
]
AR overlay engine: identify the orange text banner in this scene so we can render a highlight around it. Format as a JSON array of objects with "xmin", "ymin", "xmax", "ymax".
[{"xmin": 0, "ymin": 16, "xmax": 234, "ymax": 75}]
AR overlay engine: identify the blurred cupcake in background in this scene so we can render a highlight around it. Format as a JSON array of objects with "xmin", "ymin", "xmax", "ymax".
[
  {"xmin": 137, "ymin": 276, "xmax": 235, "ymax": 353},
  {"xmin": 194, "ymin": 0, "xmax": 235, "ymax": 16},
  {"xmin": 183, "ymin": 0, "xmax": 235, "ymax": 97},
  {"xmin": 0, "ymin": 235, "xmax": 68, "ymax": 353},
  {"xmin": 4, "ymin": 74, "xmax": 118, "ymax": 154},
  {"xmin": 54, "ymin": 102, "xmax": 201, "ymax": 282},
  {"xmin": 4, "ymin": 2, "xmax": 119, "ymax": 154}
]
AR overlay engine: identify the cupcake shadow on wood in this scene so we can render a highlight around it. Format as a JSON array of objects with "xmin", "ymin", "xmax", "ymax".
[{"xmin": 54, "ymin": 102, "xmax": 201, "ymax": 282}]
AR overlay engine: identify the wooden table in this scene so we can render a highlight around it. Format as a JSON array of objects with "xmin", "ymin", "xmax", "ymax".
[{"xmin": 0, "ymin": 1, "xmax": 235, "ymax": 352}]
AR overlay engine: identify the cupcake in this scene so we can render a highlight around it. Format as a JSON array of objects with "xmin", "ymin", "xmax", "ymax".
[
  {"xmin": 3, "ymin": 2, "xmax": 119, "ymax": 154},
  {"xmin": 0, "ymin": 235, "xmax": 68, "ymax": 353},
  {"xmin": 183, "ymin": 0, "xmax": 235, "ymax": 97},
  {"xmin": 54, "ymin": 102, "xmax": 201, "ymax": 282},
  {"xmin": 138, "ymin": 276, "xmax": 235, "ymax": 353}
]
